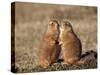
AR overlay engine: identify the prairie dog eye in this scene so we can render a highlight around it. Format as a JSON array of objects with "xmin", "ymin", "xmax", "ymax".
[
  {"xmin": 65, "ymin": 22, "xmax": 70, "ymax": 25},
  {"xmin": 49, "ymin": 21, "xmax": 54, "ymax": 25},
  {"xmin": 49, "ymin": 20, "xmax": 58, "ymax": 27}
]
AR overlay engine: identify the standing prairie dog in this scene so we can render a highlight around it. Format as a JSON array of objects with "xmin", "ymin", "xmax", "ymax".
[
  {"xmin": 39, "ymin": 19, "xmax": 61, "ymax": 68},
  {"xmin": 59, "ymin": 20, "xmax": 82, "ymax": 64}
]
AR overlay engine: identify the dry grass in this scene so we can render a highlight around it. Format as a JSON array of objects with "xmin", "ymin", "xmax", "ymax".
[
  {"xmin": 11, "ymin": 2, "xmax": 97, "ymax": 73},
  {"xmin": 15, "ymin": 61, "xmax": 97, "ymax": 73}
]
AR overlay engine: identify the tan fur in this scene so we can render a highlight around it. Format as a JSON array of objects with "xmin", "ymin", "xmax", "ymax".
[
  {"xmin": 39, "ymin": 19, "xmax": 61, "ymax": 68},
  {"xmin": 59, "ymin": 20, "xmax": 82, "ymax": 65}
]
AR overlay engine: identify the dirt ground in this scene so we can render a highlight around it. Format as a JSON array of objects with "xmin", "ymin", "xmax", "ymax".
[{"xmin": 11, "ymin": 2, "xmax": 97, "ymax": 73}]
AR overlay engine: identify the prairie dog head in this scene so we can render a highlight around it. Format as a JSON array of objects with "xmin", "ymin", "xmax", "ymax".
[
  {"xmin": 47, "ymin": 19, "xmax": 59, "ymax": 32},
  {"xmin": 59, "ymin": 20, "xmax": 73, "ymax": 44},
  {"xmin": 47, "ymin": 19, "xmax": 60, "ymax": 37},
  {"xmin": 60, "ymin": 20, "xmax": 72, "ymax": 32}
]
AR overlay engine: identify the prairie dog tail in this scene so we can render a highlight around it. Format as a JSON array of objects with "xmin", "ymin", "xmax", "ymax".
[{"xmin": 76, "ymin": 50, "xmax": 97, "ymax": 65}]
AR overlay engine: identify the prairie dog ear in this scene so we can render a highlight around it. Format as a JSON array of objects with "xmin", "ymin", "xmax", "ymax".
[
  {"xmin": 62, "ymin": 20, "xmax": 71, "ymax": 25},
  {"xmin": 61, "ymin": 19, "xmax": 71, "ymax": 25},
  {"xmin": 50, "ymin": 16, "xmax": 56, "ymax": 20},
  {"xmin": 49, "ymin": 16, "xmax": 59, "ymax": 24}
]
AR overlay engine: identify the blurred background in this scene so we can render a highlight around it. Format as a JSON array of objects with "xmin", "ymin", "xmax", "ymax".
[{"xmin": 12, "ymin": 2, "xmax": 97, "ymax": 72}]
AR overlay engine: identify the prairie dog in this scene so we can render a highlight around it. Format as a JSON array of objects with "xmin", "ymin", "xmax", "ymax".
[
  {"xmin": 39, "ymin": 19, "xmax": 60, "ymax": 68},
  {"xmin": 59, "ymin": 20, "xmax": 82, "ymax": 64}
]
